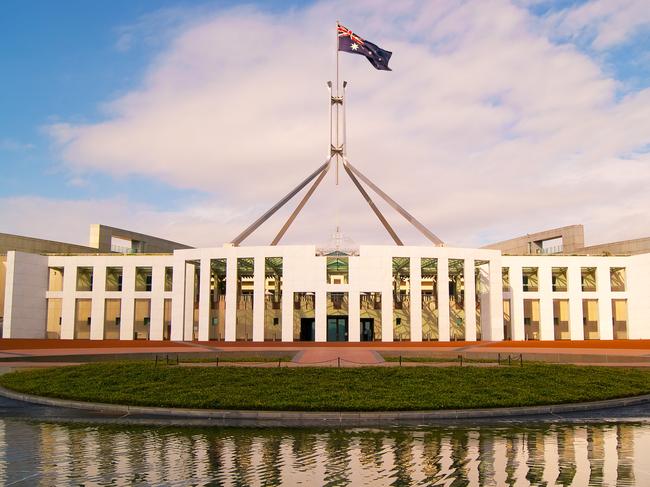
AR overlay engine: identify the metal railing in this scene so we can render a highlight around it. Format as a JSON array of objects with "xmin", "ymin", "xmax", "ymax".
[
  {"xmin": 541, "ymin": 245, "xmax": 564, "ymax": 255},
  {"xmin": 110, "ymin": 244, "xmax": 138, "ymax": 254}
]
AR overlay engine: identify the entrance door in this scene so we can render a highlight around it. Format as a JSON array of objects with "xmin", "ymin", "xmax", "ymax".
[
  {"xmin": 300, "ymin": 318, "xmax": 315, "ymax": 341},
  {"xmin": 327, "ymin": 316, "xmax": 348, "ymax": 342},
  {"xmin": 360, "ymin": 318, "xmax": 374, "ymax": 341}
]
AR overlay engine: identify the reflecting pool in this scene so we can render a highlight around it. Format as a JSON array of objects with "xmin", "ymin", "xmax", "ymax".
[{"xmin": 0, "ymin": 420, "xmax": 649, "ymax": 486}]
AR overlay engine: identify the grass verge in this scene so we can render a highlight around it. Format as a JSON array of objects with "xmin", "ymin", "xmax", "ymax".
[
  {"xmin": 381, "ymin": 355, "xmax": 498, "ymax": 364},
  {"xmin": 1, "ymin": 363, "xmax": 649, "ymax": 411},
  {"xmin": 179, "ymin": 355, "xmax": 295, "ymax": 364}
]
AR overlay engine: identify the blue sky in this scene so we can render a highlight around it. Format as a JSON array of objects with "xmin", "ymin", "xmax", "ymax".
[{"xmin": 1, "ymin": 0, "xmax": 650, "ymax": 247}]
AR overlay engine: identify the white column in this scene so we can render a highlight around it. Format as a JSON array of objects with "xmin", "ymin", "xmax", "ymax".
[
  {"xmin": 90, "ymin": 265, "xmax": 106, "ymax": 340},
  {"xmin": 381, "ymin": 285, "xmax": 393, "ymax": 341},
  {"xmin": 315, "ymin": 291, "xmax": 327, "ymax": 342},
  {"xmin": 627, "ymin": 254, "xmax": 650, "ymax": 339},
  {"xmin": 281, "ymin": 289, "xmax": 293, "ymax": 342},
  {"xmin": 348, "ymin": 291, "xmax": 360, "ymax": 342},
  {"xmin": 120, "ymin": 265, "xmax": 135, "ymax": 340},
  {"xmin": 538, "ymin": 265, "xmax": 554, "ymax": 340},
  {"xmin": 149, "ymin": 265, "xmax": 165, "ymax": 341},
  {"xmin": 488, "ymin": 259, "xmax": 504, "ymax": 341},
  {"xmin": 567, "ymin": 265, "xmax": 584, "ymax": 340},
  {"xmin": 183, "ymin": 262, "xmax": 195, "ymax": 340},
  {"xmin": 225, "ymin": 257, "xmax": 237, "ymax": 341},
  {"xmin": 382, "ymin": 255, "xmax": 393, "ymax": 342},
  {"xmin": 479, "ymin": 265, "xmax": 490, "ymax": 340},
  {"xmin": 463, "ymin": 259, "xmax": 476, "ymax": 341},
  {"xmin": 597, "ymin": 265, "xmax": 613, "ymax": 340},
  {"xmin": 509, "ymin": 264, "xmax": 525, "ymax": 341},
  {"xmin": 410, "ymin": 257, "xmax": 423, "ymax": 342},
  {"xmin": 170, "ymin": 258, "xmax": 186, "ymax": 340},
  {"xmin": 437, "ymin": 257, "xmax": 450, "ymax": 342},
  {"xmin": 198, "ymin": 258, "xmax": 211, "ymax": 341},
  {"xmin": 60, "ymin": 263, "xmax": 77, "ymax": 339},
  {"xmin": 252, "ymin": 257, "xmax": 265, "ymax": 342}
]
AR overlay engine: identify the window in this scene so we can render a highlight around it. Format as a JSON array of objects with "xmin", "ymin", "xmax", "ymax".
[
  {"xmin": 265, "ymin": 257, "xmax": 283, "ymax": 341},
  {"xmin": 610, "ymin": 267, "xmax": 626, "ymax": 292},
  {"xmin": 551, "ymin": 267, "xmax": 567, "ymax": 292},
  {"xmin": 164, "ymin": 266, "xmax": 173, "ymax": 292},
  {"xmin": 393, "ymin": 257, "xmax": 411, "ymax": 341},
  {"xmin": 581, "ymin": 267, "xmax": 597, "ymax": 292},
  {"xmin": 502, "ymin": 267, "xmax": 510, "ymax": 292},
  {"xmin": 522, "ymin": 267, "xmax": 538, "ymax": 292},
  {"xmin": 48, "ymin": 267, "xmax": 64, "ymax": 291},
  {"xmin": 327, "ymin": 256, "xmax": 349, "ymax": 284},
  {"xmin": 76, "ymin": 267, "xmax": 93, "ymax": 292},
  {"xmin": 106, "ymin": 267, "xmax": 123, "ymax": 291},
  {"xmin": 135, "ymin": 267, "xmax": 153, "ymax": 292}
]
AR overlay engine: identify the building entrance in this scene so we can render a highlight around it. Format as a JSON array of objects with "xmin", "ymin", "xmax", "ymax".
[
  {"xmin": 360, "ymin": 318, "xmax": 374, "ymax": 341},
  {"xmin": 327, "ymin": 316, "xmax": 348, "ymax": 342},
  {"xmin": 300, "ymin": 318, "xmax": 315, "ymax": 341}
]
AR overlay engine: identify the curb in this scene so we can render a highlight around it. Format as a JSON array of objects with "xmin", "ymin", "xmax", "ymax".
[{"xmin": 1, "ymin": 386, "xmax": 649, "ymax": 425}]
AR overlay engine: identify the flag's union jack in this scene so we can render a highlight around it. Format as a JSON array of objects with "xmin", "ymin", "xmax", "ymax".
[{"xmin": 337, "ymin": 24, "xmax": 364, "ymax": 46}]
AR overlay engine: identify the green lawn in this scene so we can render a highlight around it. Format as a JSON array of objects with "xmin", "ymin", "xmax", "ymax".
[
  {"xmin": 1, "ymin": 363, "xmax": 649, "ymax": 411},
  {"xmin": 179, "ymin": 355, "xmax": 295, "ymax": 364},
  {"xmin": 381, "ymin": 355, "xmax": 498, "ymax": 364}
]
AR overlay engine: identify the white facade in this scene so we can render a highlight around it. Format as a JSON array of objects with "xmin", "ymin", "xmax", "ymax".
[{"xmin": 2, "ymin": 245, "xmax": 649, "ymax": 341}]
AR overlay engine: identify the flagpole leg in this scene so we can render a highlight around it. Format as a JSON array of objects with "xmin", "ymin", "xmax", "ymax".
[{"xmin": 335, "ymin": 20, "xmax": 340, "ymax": 186}]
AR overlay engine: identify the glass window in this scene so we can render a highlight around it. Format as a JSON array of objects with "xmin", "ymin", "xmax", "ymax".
[
  {"xmin": 236, "ymin": 258, "xmax": 254, "ymax": 341},
  {"xmin": 293, "ymin": 292, "xmax": 315, "ymax": 341},
  {"xmin": 392, "ymin": 257, "xmax": 410, "ymax": 341},
  {"xmin": 610, "ymin": 267, "xmax": 626, "ymax": 292},
  {"xmin": 581, "ymin": 267, "xmax": 597, "ymax": 292},
  {"xmin": 265, "ymin": 257, "xmax": 283, "ymax": 341},
  {"xmin": 552, "ymin": 267, "xmax": 567, "ymax": 292},
  {"xmin": 164, "ymin": 266, "xmax": 173, "ymax": 292},
  {"xmin": 522, "ymin": 267, "xmax": 538, "ymax": 292},
  {"xmin": 360, "ymin": 292, "xmax": 382, "ymax": 341},
  {"xmin": 135, "ymin": 267, "xmax": 153, "ymax": 291},
  {"xmin": 326, "ymin": 256, "xmax": 349, "ymax": 284},
  {"xmin": 76, "ymin": 267, "xmax": 93, "ymax": 292},
  {"xmin": 48, "ymin": 267, "xmax": 64, "ymax": 292},
  {"xmin": 133, "ymin": 299, "xmax": 151, "ymax": 340},
  {"xmin": 104, "ymin": 299, "xmax": 121, "ymax": 339},
  {"xmin": 421, "ymin": 258, "xmax": 438, "ymax": 341},
  {"xmin": 106, "ymin": 267, "xmax": 123, "ymax": 291},
  {"xmin": 449, "ymin": 259, "xmax": 465, "ymax": 340},
  {"xmin": 210, "ymin": 259, "xmax": 227, "ymax": 340}
]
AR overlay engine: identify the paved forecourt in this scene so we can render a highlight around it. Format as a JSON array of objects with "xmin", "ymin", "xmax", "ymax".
[{"xmin": 0, "ymin": 339, "xmax": 649, "ymax": 367}]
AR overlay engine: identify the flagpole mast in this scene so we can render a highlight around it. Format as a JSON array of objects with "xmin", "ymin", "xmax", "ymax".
[{"xmin": 335, "ymin": 20, "xmax": 340, "ymax": 186}]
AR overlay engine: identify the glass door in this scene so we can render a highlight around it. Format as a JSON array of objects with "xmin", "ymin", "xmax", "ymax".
[{"xmin": 327, "ymin": 316, "xmax": 348, "ymax": 341}]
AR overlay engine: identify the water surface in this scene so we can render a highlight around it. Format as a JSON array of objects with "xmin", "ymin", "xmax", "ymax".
[{"xmin": 1, "ymin": 420, "xmax": 649, "ymax": 486}]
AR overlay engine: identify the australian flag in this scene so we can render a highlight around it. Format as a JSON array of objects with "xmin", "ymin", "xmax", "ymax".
[{"xmin": 337, "ymin": 24, "xmax": 392, "ymax": 71}]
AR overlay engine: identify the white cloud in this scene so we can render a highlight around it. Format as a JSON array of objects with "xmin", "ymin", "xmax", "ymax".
[
  {"xmin": 546, "ymin": 0, "xmax": 650, "ymax": 50},
  {"xmin": 40, "ymin": 0, "xmax": 650, "ymax": 247}
]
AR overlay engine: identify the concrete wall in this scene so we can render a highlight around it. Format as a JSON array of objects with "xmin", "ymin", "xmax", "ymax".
[
  {"xmin": 89, "ymin": 224, "xmax": 192, "ymax": 253},
  {"xmin": 577, "ymin": 237, "xmax": 650, "ymax": 256},
  {"xmin": 484, "ymin": 225, "xmax": 585, "ymax": 255},
  {"xmin": 0, "ymin": 256, "xmax": 5, "ymax": 324},
  {"xmin": 2, "ymin": 251, "xmax": 48, "ymax": 338},
  {"xmin": 0, "ymin": 232, "xmax": 97, "ymax": 255}
]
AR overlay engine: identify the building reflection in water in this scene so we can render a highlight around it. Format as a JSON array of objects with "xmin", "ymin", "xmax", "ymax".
[{"xmin": 0, "ymin": 420, "xmax": 647, "ymax": 486}]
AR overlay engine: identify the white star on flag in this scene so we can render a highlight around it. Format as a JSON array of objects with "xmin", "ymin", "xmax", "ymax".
[{"xmin": 350, "ymin": 43, "xmax": 359, "ymax": 50}]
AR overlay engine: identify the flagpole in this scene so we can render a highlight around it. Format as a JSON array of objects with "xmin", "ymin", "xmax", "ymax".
[{"xmin": 335, "ymin": 20, "xmax": 340, "ymax": 186}]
